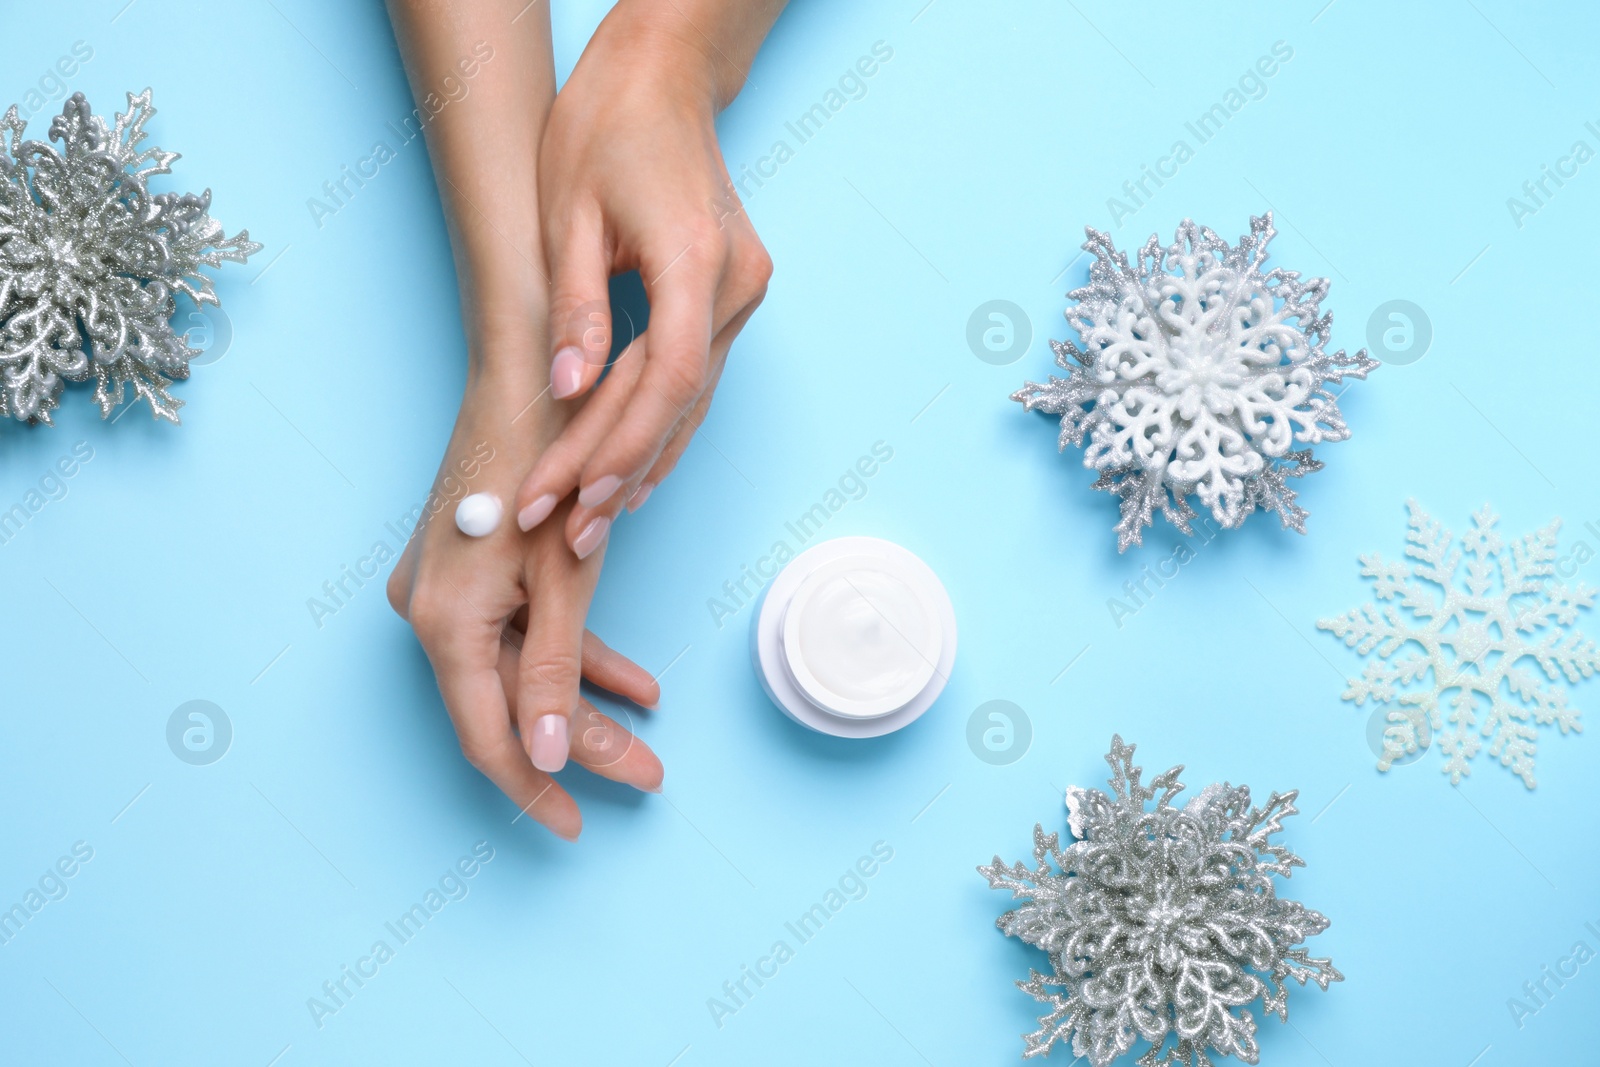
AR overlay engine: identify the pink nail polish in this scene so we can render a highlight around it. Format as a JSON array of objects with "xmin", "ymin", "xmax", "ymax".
[
  {"xmin": 517, "ymin": 494, "xmax": 558, "ymax": 531},
  {"xmin": 573, "ymin": 516, "xmax": 611, "ymax": 560},
  {"xmin": 529, "ymin": 714, "xmax": 569, "ymax": 772},
  {"xmin": 550, "ymin": 347, "xmax": 585, "ymax": 399},
  {"xmin": 627, "ymin": 483, "xmax": 654, "ymax": 512},
  {"xmin": 578, "ymin": 475, "xmax": 621, "ymax": 508}
]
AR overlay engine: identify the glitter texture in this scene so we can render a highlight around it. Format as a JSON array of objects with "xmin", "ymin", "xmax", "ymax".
[
  {"xmin": 978, "ymin": 736, "xmax": 1341, "ymax": 1065},
  {"xmin": 1319, "ymin": 501, "xmax": 1598, "ymax": 788},
  {"xmin": 1013, "ymin": 214, "xmax": 1376, "ymax": 551},
  {"xmin": 0, "ymin": 89, "xmax": 259, "ymax": 424}
]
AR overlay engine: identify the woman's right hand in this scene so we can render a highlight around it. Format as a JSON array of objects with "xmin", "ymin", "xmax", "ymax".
[{"xmin": 512, "ymin": 2, "xmax": 778, "ymax": 554}]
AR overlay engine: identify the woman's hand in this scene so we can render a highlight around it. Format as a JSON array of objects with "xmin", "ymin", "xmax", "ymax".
[
  {"xmin": 513, "ymin": 0, "xmax": 786, "ymax": 552},
  {"xmin": 385, "ymin": 0, "xmax": 668, "ymax": 840},
  {"xmin": 383, "ymin": 0, "xmax": 787, "ymax": 835},
  {"xmin": 386, "ymin": 364, "xmax": 662, "ymax": 841}
]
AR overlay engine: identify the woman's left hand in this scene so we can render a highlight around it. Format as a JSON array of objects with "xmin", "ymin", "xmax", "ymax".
[{"xmin": 387, "ymin": 358, "xmax": 662, "ymax": 841}]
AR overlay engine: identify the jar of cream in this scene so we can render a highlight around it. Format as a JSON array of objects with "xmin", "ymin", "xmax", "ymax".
[{"xmin": 750, "ymin": 536, "xmax": 956, "ymax": 738}]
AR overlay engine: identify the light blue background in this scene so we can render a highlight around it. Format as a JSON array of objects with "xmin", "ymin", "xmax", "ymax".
[{"xmin": 4, "ymin": 1, "xmax": 1599, "ymax": 1064}]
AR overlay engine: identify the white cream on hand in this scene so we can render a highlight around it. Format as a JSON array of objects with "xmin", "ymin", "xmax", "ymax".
[
  {"xmin": 752, "ymin": 537, "xmax": 955, "ymax": 738},
  {"xmin": 454, "ymin": 492, "xmax": 503, "ymax": 538}
]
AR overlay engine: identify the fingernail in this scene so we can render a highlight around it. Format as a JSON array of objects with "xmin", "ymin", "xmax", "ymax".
[
  {"xmin": 627, "ymin": 483, "xmax": 654, "ymax": 512},
  {"xmin": 550, "ymin": 347, "xmax": 585, "ymax": 399},
  {"xmin": 578, "ymin": 475, "xmax": 621, "ymax": 508},
  {"xmin": 645, "ymin": 779, "xmax": 663, "ymax": 795},
  {"xmin": 573, "ymin": 515, "xmax": 611, "ymax": 560},
  {"xmin": 529, "ymin": 714, "xmax": 569, "ymax": 772},
  {"xmin": 553, "ymin": 825, "xmax": 580, "ymax": 842},
  {"xmin": 517, "ymin": 493, "xmax": 558, "ymax": 531}
]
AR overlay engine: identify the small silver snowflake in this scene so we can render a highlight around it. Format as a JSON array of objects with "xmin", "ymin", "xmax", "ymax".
[
  {"xmin": 978, "ymin": 736, "xmax": 1341, "ymax": 1066},
  {"xmin": 1014, "ymin": 214, "xmax": 1377, "ymax": 551},
  {"xmin": 0, "ymin": 89, "xmax": 259, "ymax": 424},
  {"xmin": 1318, "ymin": 501, "xmax": 1598, "ymax": 788}
]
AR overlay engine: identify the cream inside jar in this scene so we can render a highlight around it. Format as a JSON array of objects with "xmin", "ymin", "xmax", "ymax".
[{"xmin": 752, "ymin": 537, "xmax": 956, "ymax": 737}]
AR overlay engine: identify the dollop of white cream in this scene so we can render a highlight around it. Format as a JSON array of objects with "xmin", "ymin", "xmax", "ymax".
[{"xmin": 454, "ymin": 492, "xmax": 503, "ymax": 538}]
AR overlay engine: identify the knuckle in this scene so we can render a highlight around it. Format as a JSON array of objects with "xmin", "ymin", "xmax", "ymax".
[
  {"xmin": 457, "ymin": 730, "xmax": 502, "ymax": 772},
  {"xmin": 686, "ymin": 395, "xmax": 714, "ymax": 432},
  {"xmin": 671, "ymin": 228, "xmax": 726, "ymax": 274},
  {"xmin": 547, "ymin": 282, "xmax": 591, "ymax": 320},
  {"xmin": 732, "ymin": 242, "xmax": 774, "ymax": 298},
  {"xmin": 554, "ymin": 298, "xmax": 608, "ymax": 348},
  {"xmin": 406, "ymin": 581, "xmax": 454, "ymax": 643},
  {"xmin": 385, "ymin": 570, "xmax": 409, "ymax": 618},
  {"xmin": 654, "ymin": 440, "xmax": 689, "ymax": 481},
  {"xmin": 682, "ymin": 218, "xmax": 726, "ymax": 254},
  {"xmin": 660, "ymin": 356, "xmax": 708, "ymax": 403},
  {"xmin": 526, "ymin": 648, "xmax": 583, "ymax": 696}
]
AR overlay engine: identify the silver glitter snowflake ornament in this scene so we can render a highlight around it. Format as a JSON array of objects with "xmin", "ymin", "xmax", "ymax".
[
  {"xmin": 979, "ymin": 736, "xmax": 1341, "ymax": 1065},
  {"xmin": 1014, "ymin": 214, "xmax": 1377, "ymax": 551},
  {"xmin": 1319, "ymin": 502, "xmax": 1598, "ymax": 788},
  {"xmin": 0, "ymin": 89, "xmax": 259, "ymax": 424}
]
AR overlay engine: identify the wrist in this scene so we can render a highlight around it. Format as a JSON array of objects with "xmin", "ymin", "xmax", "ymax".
[
  {"xmin": 463, "ymin": 347, "xmax": 569, "ymax": 446},
  {"xmin": 461, "ymin": 276, "xmax": 548, "ymax": 361},
  {"xmin": 594, "ymin": 2, "xmax": 733, "ymax": 108}
]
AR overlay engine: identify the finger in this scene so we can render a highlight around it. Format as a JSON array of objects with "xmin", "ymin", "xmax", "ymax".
[
  {"xmin": 515, "ymin": 547, "xmax": 595, "ymax": 774},
  {"xmin": 564, "ymin": 389, "xmax": 700, "ymax": 537},
  {"xmin": 508, "ymin": 617, "xmax": 660, "ymax": 709},
  {"xmin": 426, "ymin": 627, "xmax": 581, "ymax": 840},
  {"xmin": 565, "ymin": 300, "xmax": 745, "ymax": 540},
  {"xmin": 569, "ymin": 700, "xmax": 663, "ymax": 793},
  {"xmin": 563, "ymin": 461, "xmax": 646, "ymax": 560},
  {"xmin": 546, "ymin": 210, "xmax": 614, "ymax": 400},
  {"xmin": 627, "ymin": 304, "xmax": 749, "ymax": 510},
  {"xmin": 628, "ymin": 388, "xmax": 714, "ymax": 512},
  {"xmin": 558, "ymin": 363, "xmax": 708, "ymax": 547},
  {"xmin": 496, "ymin": 633, "xmax": 522, "ymax": 689},
  {"xmin": 580, "ymin": 630, "xmax": 660, "ymax": 708},
  {"xmin": 570, "ymin": 243, "xmax": 718, "ymax": 520},
  {"xmin": 570, "ymin": 231, "xmax": 770, "ymax": 530},
  {"xmin": 513, "ymin": 336, "xmax": 649, "ymax": 531},
  {"xmin": 500, "ymin": 639, "xmax": 661, "ymax": 793}
]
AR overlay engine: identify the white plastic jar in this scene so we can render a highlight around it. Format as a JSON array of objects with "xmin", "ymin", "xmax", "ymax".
[{"xmin": 750, "ymin": 536, "xmax": 956, "ymax": 738}]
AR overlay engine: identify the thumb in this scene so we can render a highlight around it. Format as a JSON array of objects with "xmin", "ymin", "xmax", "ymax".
[{"xmin": 546, "ymin": 213, "xmax": 613, "ymax": 400}]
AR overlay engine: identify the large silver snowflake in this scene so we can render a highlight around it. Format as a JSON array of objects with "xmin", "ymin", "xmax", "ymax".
[
  {"xmin": 0, "ymin": 89, "xmax": 259, "ymax": 423},
  {"xmin": 1318, "ymin": 501, "xmax": 1597, "ymax": 788},
  {"xmin": 1013, "ymin": 214, "xmax": 1377, "ymax": 551},
  {"xmin": 978, "ymin": 737, "xmax": 1341, "ymax": 1066}
]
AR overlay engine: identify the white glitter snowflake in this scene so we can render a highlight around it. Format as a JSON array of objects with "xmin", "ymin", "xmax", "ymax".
[
  {"xmin": 1318, "ymin": 501, "xmax": 1598, "ymax": 788},
  {"xmin": 979, "ymin": 736, "xmax": 1340, "ymax": 1066},
  {"xmin": 1013, "ymin": 214, "xmax": 1377, "ymax": 551},
  {"xmin": 0, "ymin": 89, "xmax": 259, "ymax": 424}
]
